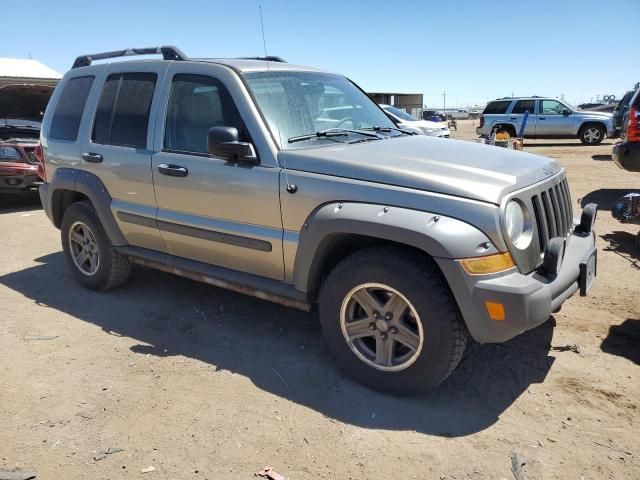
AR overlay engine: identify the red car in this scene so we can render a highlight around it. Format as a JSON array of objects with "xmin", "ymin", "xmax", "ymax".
[{"xmin": 0, "ymin": 84, "xmax": 54, "ymax": 194}]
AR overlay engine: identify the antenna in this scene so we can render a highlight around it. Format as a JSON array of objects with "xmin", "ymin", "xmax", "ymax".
[{"xmin": 258, "ymin": 4, "xmax": 295, "ymax": 193}]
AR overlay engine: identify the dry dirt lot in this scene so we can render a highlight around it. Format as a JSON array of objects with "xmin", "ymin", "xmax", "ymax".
[{"xmin": 1, "ymin": 120, "xmax": 638, "ymax": 479}]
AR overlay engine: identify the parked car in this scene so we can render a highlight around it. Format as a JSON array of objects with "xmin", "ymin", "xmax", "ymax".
[
  {"xmin": 451, "ymin": 109, "xmax": 470, "ymax": 119},
  {"xmin": 477, "ymin": 96, "xmax": 615, "ymax": 144},
  {"xmin": 422, "ymin": 110, "xmax": 445, "ymax": 122},
  {"xmin": 39, "ymin": 47, "xmax": 597, "ymax": 395},
  {"xmin": 612, "ymin": 88, "xmax": 640, "ymax": 172},
  {"xmin": 0, "ymin": 84, "xmax": 54, "ymax": 194},
  {"xmin": 381, "ymin": 105, "xmax": 450, "ymax": 137},
  {"xmin": 612, "ymin": 86, "xmax": 638, "ymax": 137}
]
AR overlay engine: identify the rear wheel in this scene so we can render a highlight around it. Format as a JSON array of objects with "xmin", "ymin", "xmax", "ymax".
[
  {"xmin": 61, "ymin": 201, "xmax": 130, "ymax": 290},
  {"xmin": 319, "ymin": 246, "xmax": 468, "ymax": 395},
  {"xmin": 579, "ymin": 124, "xmax": 605, "ymax": 144}
]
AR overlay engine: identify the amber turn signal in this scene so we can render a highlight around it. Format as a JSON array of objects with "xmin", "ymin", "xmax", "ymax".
[
  {"xmin": 485, "ymin": 301, "xmax": 506, "ymax": 321},
  {"xmin": 460, "ymin": 252, "xmax": 515, "ymax": 275}
]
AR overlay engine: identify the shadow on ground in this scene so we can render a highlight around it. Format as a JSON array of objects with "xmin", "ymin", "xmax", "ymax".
[
  {"xmin": 0, "ymin": 193, "xmax": 42, "ymax": 214},
  {"xmin": 525, "ymin": 142, "xmax": 614, "ymax": 148},
  {"xmin": 592, "ymin": 154, "xmax": 613, "ymax": 161},
  {"xmin": 0, "ymin": 252, "xmax": 556, "ymax": 437},
  {"xmin": 580, "ymin": 188, "xmax": 640, "ymax": 211},
  {"xmin": 600, "ymin": 231, "xmax": 640, "ymax": 268},
  {"xmin": 601, "ymin": 319, "xmax": 640, "ymax": 365}
]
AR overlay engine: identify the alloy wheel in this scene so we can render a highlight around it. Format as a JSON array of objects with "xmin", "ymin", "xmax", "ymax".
[
  {"xmin": 583, "ymin": 127, "xmax": 602, "ymax": 143},
  {"xmin": 340, "ymin": 283, "xmax": 424, "ymax": 371},
  {"xmin": 68, "ymin": 221, "xmax": 100, "ymax": 276}
]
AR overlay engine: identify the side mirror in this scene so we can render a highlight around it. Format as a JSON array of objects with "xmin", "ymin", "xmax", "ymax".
[
  {"xmin": 207, "ymin": 127, "xmax": 258, "ymax": 164},
  {"xmin": 561, "ymin": 109, "xmax": 571, "ymax": 116}
]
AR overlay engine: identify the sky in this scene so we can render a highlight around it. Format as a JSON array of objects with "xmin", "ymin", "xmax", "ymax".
[{"xmin": 2, "ymin": 0, "xmax": 639, "ymax": 108}]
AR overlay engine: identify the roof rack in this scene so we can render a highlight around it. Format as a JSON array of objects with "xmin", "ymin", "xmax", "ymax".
[
  {"xmin": 238, "ymin": 56, "xmax": 287, "ymax": 63},
  {"xmin": 72, "ymin": 46, "xmax": 187, "ymax": 69}
]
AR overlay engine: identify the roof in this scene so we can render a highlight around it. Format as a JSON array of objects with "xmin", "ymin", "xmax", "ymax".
[
  {"xmin": 191, "ymin": 58, "xmax": 324, "ymax": 74},
  {"xmin": 0, "ymin": 58, "xmax": 62, "ymax": 80}
]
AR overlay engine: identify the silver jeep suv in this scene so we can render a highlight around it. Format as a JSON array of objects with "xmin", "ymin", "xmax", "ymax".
[
  {"xmin": 39, "ymin": 47, "xmax": 598, "ymax": 395},
  {"xmin": 477, "ymin": 96, "xmax": 615, "ymax": 144}
]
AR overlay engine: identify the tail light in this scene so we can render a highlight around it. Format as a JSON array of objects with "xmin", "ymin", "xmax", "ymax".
[
  {"xmin": 627, "ymin": 107, "xmax": 640, "ymax": 142},
  {"xmin": 35, "ymin": 143, "xmax": 46, "ymax": 181},
  {"xmin": 479, "ymin": 116, "xmax": 485, "ymax": 128}
]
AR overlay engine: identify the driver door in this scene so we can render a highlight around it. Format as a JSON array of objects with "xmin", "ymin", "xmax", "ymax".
[
  {"xmin": 151, "ymin": 63, "xmax": 284, "ymax": 280},
  {"xmin": 537, "ymin": 99, "xmax": 574, "ymax": 136}
]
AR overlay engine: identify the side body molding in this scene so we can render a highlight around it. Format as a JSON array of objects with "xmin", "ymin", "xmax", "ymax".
[
  {"xmin": 292, "ymin": 202, "xmax": 499, "ymax": 293},
  {"xmin": 46, "ymin": 167, "xmax": 127, "ymax": 246}
]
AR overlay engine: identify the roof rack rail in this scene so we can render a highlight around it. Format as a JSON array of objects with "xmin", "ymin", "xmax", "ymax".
[
  {"xmin": 72, "ymin": 46, "xmax": 187, "ymax": 69},
  {"xmin": 238, "ymin": 56, "xmax": 287, "ymax": 63}
]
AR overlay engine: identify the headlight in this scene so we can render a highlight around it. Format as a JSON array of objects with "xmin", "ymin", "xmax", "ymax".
[
  {"xmin": 504, "ymin": 200, "xmax": 533, "ymax": 249},
  {"xmin": 421, "ymin": 127, "xmax": 442, "ymax": 135}
]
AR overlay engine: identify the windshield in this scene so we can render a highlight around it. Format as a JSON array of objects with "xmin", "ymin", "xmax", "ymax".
[
  {"xmin": 244, "ymin": 71, "xmax": 397, "ymax": 149},
  {"xmin": 384, "ymin": 105, "xmax": 417, "ymax": 121}
]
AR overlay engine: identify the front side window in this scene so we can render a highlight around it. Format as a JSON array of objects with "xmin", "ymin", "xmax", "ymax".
[
  {"xmin": 540, "ymin": 100, "xmax": 566, "ymax": 115},
  {"xmin": 511, "ymin": 100, "xmax": 535, "ymax": 114},
  {"xmin": 92, "ymin": 73, "xmax": 156, "ymax": 148},
  {"xmin": 49, "ymin": 76, "xmax": 94, "ymax": 141},
  {"xmin": 383, "ymin": 105, "xmax": 417, "ymax": 121},
  {"xmin": 245, "ymin": 71, "xmax": 396, "ymax": 149},
  {"xmin": 164, "ymin": 74, "xmax": 245, "ymax": 154}
]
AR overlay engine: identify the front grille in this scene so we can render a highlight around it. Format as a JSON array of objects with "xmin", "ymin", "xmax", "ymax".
[
  {"xmin": 530, "ymin": 178, "xmax": 573, "ymax": 254},
  {"xmin": 24, "ymin": 148, "xmax": 37, "ymax": 163}
]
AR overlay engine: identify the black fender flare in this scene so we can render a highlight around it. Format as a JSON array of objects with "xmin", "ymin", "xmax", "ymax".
[
  {"xmin": 292, "ymin": 202, "xmax": 498, "ymax": 293},
  {"xmin": 47, "ymin": 168, "xmax": 127, "ymax": 246}
]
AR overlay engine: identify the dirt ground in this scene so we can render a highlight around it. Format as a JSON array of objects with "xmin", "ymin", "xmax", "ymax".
[{"xmin": 1, "ymin": 120, "xmax": 638, "ymax": 480}]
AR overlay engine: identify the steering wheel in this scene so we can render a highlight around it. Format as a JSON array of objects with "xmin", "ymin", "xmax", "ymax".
[{"xmin": 334, "ymin": 117, "xmax": 355, "ymax": 128}]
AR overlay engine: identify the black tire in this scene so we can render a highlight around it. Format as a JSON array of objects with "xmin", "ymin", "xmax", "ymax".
[
  {"xmin": 60, "ymin": 201, "xmax": 130, "ymax": 291},
  {"xmin": 579, "ymin": 124, "xmax": 605, "ymax": 144},
  {"xmin": 318, "ymin": 246, "xmax": 468, "ymax": 395}
]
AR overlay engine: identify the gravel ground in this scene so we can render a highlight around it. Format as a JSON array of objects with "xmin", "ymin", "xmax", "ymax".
[{"xmin": 0, "ymin": 120, "xmax": 638, "ymax": 479}]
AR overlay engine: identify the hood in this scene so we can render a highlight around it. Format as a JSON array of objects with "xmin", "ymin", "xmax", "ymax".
[
  {"xmin": 0, "ymin": 84, "xmax": 54, "ymax": 123},
  {"xmin": 576, "ymin": 109, "xmax": 613, "ymax": 119},
  {"xmin": 280, "ymin": 136, "xmax": 561, "ymax": 204}
]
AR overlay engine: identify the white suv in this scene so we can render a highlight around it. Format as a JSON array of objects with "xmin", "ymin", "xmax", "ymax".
[{"xmin": 381, "ymin": 104, "xmax": 450, "ymax": 138}]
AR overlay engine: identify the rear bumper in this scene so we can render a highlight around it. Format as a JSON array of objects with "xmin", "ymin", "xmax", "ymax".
[
  {"xmin": 0, "ymin": 173, "xmax": 42, "ymax": 193},
  {"xmin": 612, "ymin": 141, "xmax": 640, "ymax": 172},
  {"xmin": 437, "ymin": 228, "xmax": 596, "ymax": 344}
]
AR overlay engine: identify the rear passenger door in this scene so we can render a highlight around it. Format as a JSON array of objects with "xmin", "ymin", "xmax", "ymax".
[
  {"xmin": 508, "ymin": 99, "xmax": 537, "ymax": 138},
  {"xmin": 81, "ymin": 63, "xmax": 168, "ymax": 252},
  {"xmin": 151, "ymin": 62, "xmax": 284, "ymax": 280}
]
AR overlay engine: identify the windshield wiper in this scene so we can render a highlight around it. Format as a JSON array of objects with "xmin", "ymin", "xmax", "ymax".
[
  {"xmin": 361, "ymin": 126, "xmax": 418, "ymax": 136},
  {"xmin": 287, "ymin": 128, "xmax": 382, "ymax": 144}
]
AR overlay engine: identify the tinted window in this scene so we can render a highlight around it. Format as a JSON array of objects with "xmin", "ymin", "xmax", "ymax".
[
  {"xmin": 512, "ymin": 100, "xmax": 535, "ymax": 114},
  {"xmin": 49, "ymin": 76, "xmax": 94, "ymax": 141},
  {"xmin": 92, "ymin": 73, "xmax": 156, "ymax": 148},
  {"xmin": 164, "ymin": 74, "xmax": 244, "ymax": 154},
  {"xmin": 483, "ymin": 101, "xmax": 511, "ymax": 115}
]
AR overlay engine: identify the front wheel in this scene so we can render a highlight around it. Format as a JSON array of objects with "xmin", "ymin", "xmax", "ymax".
[
  {"xmin": 579, "ymin": 124, "xmax": 605, "ymax": 144},
  {"xmin": 319, "ymin": 246, "xmax": 468, "ymax": 395}
]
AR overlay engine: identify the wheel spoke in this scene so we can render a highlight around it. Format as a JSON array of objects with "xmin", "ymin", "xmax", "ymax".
[
  {"xmin": 345, "ymin": 318, "xmax": 374, "ymax": 340},
  {"xmin": 88, "ymin": 252, "xmax": 98, "ymax": 272},
  {"xmin": 375, "ymin": 335, "xmax": 394, "ymax": 366},
  {"xmin": 383, "ymin": 293, "xmax": 408, "ymax": 320},
  {"xmin": 76, "ymin": 249, "xmax": 89, "ymax": 266},
  {"xmin": 70, "ymin": 230, "xmax": 84, "ymax": 245},
  {"xmin": 352, "ymin": 288, "xmax": 382, "ymax": 316},
  {"xmin": 394, "ymin": 323, "xmax": 420, "ymax": 351}
]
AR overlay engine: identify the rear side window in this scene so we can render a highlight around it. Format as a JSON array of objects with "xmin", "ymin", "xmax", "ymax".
[
  {"xmin": 92, "ymin": 73, "xmax": 157, "ymax": 149},
  {"xmin": 483, "ymin": 100, "xmax": 511, "ymax": 115},
  {"xmin": 49, "ymin": 76, "xmax": 94, "ymax": 141},
  {"xmin": 511, "ymin": 100, "xmax": 535, "ymax": 114},
  {"xmin": 164, "ymin": 74, "xmax": 245, "ymax": 154}
]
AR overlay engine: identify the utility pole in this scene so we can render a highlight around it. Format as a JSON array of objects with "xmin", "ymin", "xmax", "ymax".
[{"xmin": 442, "ymin": 91, "xmax": 446, "ymax": 115}]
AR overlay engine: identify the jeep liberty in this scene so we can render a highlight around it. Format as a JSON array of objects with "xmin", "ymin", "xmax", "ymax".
[{"xmin": 39, "ymin": 47, "xmax": 598, "ymax": 394}]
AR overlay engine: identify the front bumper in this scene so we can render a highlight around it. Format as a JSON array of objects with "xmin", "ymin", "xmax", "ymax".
[
  {"xmin": 612, "ymin": 141, "xmax": 640, "ymax": 172},
  {"xmin": 437, "ymin": 228, "xmax": 597, "ymax": 344}
]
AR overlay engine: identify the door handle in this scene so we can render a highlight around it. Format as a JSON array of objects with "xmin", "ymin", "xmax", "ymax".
[
  {"xmin": 539, "ymin": 117, "xmax": 546, "ymax": 120},
  {"xmin": 157, "ymin": 163, "xmax": 188, "ymax": 177},
  {"xmin": 509, "ymin": 117, "xmax": 517, "ymax": 120},
  {"xmin": 82, "ymin": 152, "xmax": 103, "ymax": 163}
]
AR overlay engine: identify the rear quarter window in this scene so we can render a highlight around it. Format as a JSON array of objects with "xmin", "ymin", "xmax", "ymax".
[
  {"xmin": 49, "ymin": 76, "xmax": 95, "ymax": 141},
  {"xmin": 483, "ymin": 101, "xmax": 511, "ymax": 115}
]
